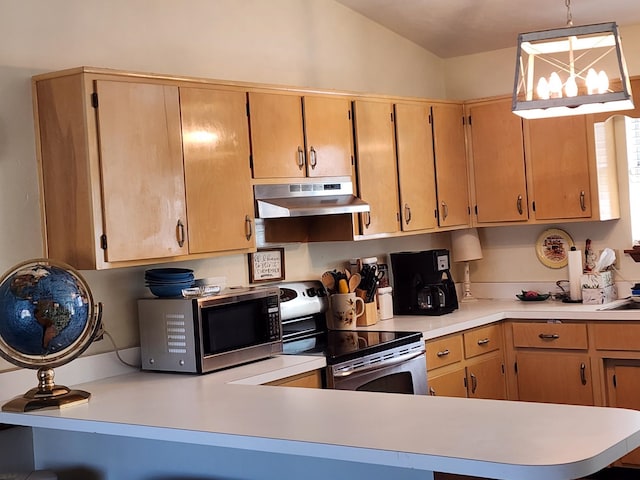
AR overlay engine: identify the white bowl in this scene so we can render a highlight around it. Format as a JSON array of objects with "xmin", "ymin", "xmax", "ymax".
[{"xmin": 631, "ymin": 295, "xmax": 640, "ymax": 303}]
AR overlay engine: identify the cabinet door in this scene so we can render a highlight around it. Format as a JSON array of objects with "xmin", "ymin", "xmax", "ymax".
[
  {"xmin": 94, "ymin": 80, "xmax": 188, "ymax": 262},
  {"xmin": 526, "ymin": 115, "xmax": 592, "ymax": 220},
  {"xmin": 180, "ymin": 87, "xmax": 255, "ymax": 253},
  {"xmin": 353, "ymin": 100, "xmax": 400, "ymax": 235},
  {"xmin": 467, "ymin": 355, "xmax": 507, "ymax": 400},
  {"xmin": 432, "ymin": 103, "xmax": 470, "ymax": 228},
  {"xmin": 394, "ymin": 103, "xmax": 438, "ymax": 232},
  {"xmin": 467, "ymin": 99, "xmax": 528, "ymax": 223},
  {"xmin": 248, "ymin": 92, "xmax": 305, "ymax": 179},
  {"xmin": 428, "ymin": 367, "xmax": 468, "ymax": 398},
  {"xmin": 303, "ymin": 96, "xmax": 353, "ymax": 178},
  {"xmin": 515, "ymin": 352, "xmax": 594, "ymax": 405},
  {"xmin": 604, "ymin": 361, "xmax": 640, "ymax": 467}
]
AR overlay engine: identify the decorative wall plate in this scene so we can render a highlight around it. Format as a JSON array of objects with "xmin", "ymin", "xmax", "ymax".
[{"xmin": 535, "ymin": 228, "xmax": 575, "ymax": 268}]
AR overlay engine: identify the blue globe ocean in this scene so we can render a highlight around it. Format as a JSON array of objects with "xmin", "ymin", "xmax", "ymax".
[{"xmin": 0, "ymin": 263, "xmax": 90, "ymax": 357}]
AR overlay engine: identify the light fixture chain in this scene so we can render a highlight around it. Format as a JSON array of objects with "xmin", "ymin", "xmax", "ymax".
[{"xmin": 565, "ymin": 0, "xmax": 573, "ymax": 26}]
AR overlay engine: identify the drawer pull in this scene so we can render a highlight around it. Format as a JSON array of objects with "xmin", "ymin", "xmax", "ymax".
[
  {"xmin": 429, "ymin": 387, "xmax": 436, "ymax": 396},
  {"xmin": 538, "ymin": 333, "xmax": 560, "ymax": 340},
  {"xmin": 580, "ymin": 363, "xmax": 587, "ymax": 385},
  {"xmin": 436, "ymin": 349, "xmax": 450, "ymax": 357},
  {"xmin": 477, "ymin": 338, "xmax": 490, "ymax": 345},
  {"xmin": 470, "ymin": 373, "xmax": 478, "ymax": 394}
]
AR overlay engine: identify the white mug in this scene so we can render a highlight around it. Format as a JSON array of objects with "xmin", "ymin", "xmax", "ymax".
[{"xmin": 327, "ymin": 293, "xmax": 365, "ymax": 330}]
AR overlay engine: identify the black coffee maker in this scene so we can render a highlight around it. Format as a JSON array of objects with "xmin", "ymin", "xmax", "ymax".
[{"xmin": 390, "ymin": 249, "xmax": 458, "ymax": 316}]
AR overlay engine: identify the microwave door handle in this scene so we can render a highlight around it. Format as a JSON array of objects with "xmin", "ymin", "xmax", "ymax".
[{"xmin": 334, "ymin": 349, "xmax": 425, "ymax": 377}]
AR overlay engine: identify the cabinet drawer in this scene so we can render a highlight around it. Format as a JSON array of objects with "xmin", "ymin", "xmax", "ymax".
[
  {"xmin": 464, "ymin": 324, "xmax": 502, "ymax": 358},
  {"xmin": 593, "ymin": 323, "xmax": 640, "ymax": 351},
  {"xmin": 426, "ymin": 335, "xmax": 463, "ymax": 370},
  {"xmin": 511, "ymin": 322, "xmax": 588, "ymax": 349}
]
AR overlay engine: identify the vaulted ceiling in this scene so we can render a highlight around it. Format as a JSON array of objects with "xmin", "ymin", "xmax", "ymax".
[{"xmin": 335, "ymin": 0, "xmax": 640, "ymax": 58}]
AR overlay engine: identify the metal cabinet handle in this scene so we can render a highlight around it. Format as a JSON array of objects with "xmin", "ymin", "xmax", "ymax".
[
  {"xmin": 579, "ymin": 190, "xmax": 586, "ymax": 211},
  {"xmin": 176, "ymin": 219, "xmax": 185, "ymax": 247},
  {"xmin": 470, "ymin": 373, "xmax": 478, "ymax": 394},
  {"xmin": 441, "ymin": 201, "xmax": 448, "ymax": 221},
  {"xmin": 477, "ymin": 338, "xmax": 490, "ymax": 345},
  {"xmin": 517, "ymin": 194, "xmax": 523, "ymax": 215},
  {"xmin": 580, "ymin": 363, "xmax": 587, "ymax": 385},
  {"xmin": 538, "ymin": 333, "xmax": 560, "ymax": 340},
  {"xmin": 297, "ymin": 146, "xmax": 305, "ymax": 170},
  {"xmin": 245, "ymin": 215, "xmax": 252, "ymax": 240},
  {"xmin": 309, "ymin": 146, "xmax": 317, "ymax": 169},
  {"xmin": 404, "ymin": 203, "xmax": 412, "ymax": 224},
  {"xmin": 429, "ymin": 387, "xmax": 436, "ymax": 396},
  {"xmin": 436, "ymin": 349, "xmax": 450, "ymax": 357},
  {"xmin": 364, "ymin": 211, "xmax": 371, "ymax": 228}
]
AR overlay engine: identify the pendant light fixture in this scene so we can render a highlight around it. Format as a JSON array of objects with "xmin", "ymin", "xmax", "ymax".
[{"xmin": 512, "ymin": 0, "xmax": 633, "ymax": 119}]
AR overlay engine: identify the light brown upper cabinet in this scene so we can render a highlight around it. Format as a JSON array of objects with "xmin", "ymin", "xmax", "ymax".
[
  {"xmin": 353, "ymin": 99, "xmax": 400, "ymax": 235},
  {"xmin": 180, "ymin": 87, "xmax": 255, "ymax": 254},
  {"xmin": 466, "ymin": 97, "xmax": 528, "ymax": 224},
  {"xmin": 247, "ymin": 92, "xmax": 353, "ymax": 179},
  {"xmin": 431, "ymin": 103, "xmax": 471, "ymax": 228},
  {"xmin": 524, "ymin": 115, "xmax": 593, "ymax": 220},
  {"xmin": 35, "ymin": 74, "xmax": 190, "ymax": 269},
  {"xmin": 33, "ymin": 68, "xmax": 257, "ymax": 269},
  {"xmin": 394, "ymin": 102, "xmax": 438, "ymax": 232}
]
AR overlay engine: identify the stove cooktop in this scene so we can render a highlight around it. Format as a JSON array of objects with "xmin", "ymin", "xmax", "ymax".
[{"xmin": 283, "ymin": 330, "xmax": 423, "ymax": 365}]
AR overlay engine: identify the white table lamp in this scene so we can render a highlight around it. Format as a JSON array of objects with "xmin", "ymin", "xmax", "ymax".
[{"xmin": 451, "ymin": 228, "xmax": 483, "ymax": 302}]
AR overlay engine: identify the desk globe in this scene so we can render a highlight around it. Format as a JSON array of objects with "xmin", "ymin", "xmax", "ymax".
[{"xmin": 0, "ymin": 258, "xmax": 102, "ymax": 412}]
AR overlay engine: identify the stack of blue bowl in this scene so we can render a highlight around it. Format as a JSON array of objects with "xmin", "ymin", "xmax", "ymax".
[
  {"xmin": 632, "ymin": 283, "xmax": 640, "ymax": 303},
  {"xmin": 145, "ymin": 268, "xmax": 195, "ymax": 297}
]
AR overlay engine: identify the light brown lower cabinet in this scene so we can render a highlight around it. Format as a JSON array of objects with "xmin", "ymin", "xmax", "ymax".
[
  {"xmin": 604, "ymin": 360, "xmax": 640, "ymax": 467},
  {"xmin": 514, "ymin": 351, "xmax": 594, "ymax": 405},
  {"xmin": 426, "ymin": 324, "xmax": 506, "ymax": 400},
  {"xmin": 509, "ymin": 321, "xmax": 594, "ymax": 406},
  {"xmin": 264, "ymin": 370, "xmax": 323, "ymax": 388}
]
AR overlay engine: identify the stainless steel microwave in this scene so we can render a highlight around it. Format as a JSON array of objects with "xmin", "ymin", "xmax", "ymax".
[{"xmin": 137, "ymin": 286, "xmax": 282, "ymax": 373}]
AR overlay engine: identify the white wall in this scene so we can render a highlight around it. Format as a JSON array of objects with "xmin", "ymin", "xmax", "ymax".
[{"xmin": 0, "ymin": 0, "xmax": 448, "ymax": 372}]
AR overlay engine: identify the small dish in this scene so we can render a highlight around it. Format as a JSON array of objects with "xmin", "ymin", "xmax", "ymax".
[
  {"xmin": 516, "ymin": 293, "xmax": 551, "ymax": 301},
  {"xmin": 631, "ymin": 296, "xmax": 640, "ymax": 303}
]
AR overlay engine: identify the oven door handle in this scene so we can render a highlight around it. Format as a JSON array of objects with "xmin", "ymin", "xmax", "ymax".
[{"xmin": 334, "ymin": 349, "xmax": 426, "ymax": 377}]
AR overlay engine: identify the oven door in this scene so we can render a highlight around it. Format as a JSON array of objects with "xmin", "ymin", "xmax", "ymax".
[{"xmin": 327, "ymin": 341, "xmax": 427, "ymax": 395}]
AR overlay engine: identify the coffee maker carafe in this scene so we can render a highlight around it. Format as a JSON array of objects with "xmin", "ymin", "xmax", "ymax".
[{"xmin": 390, "ymin": 249, "xmax": 458, "ymax": 316}]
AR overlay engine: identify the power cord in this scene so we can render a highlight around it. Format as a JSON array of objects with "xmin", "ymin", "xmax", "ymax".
[{"xmin": 102, "ymin": 329, "xmax": 140, "ymax": 369}]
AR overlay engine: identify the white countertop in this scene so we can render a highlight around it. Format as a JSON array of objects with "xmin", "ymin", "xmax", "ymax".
[
  {"xmin": 368, "ymin": 298, "xmax": 640, "ymax": 339},
  {"xmin": 1, "ymin": 299, "xmax": 640, "ymax": 480}
]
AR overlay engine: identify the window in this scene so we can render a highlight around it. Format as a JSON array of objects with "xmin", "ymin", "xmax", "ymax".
[
  {"xmin": 595, "ymin": 116, "xmax": 640, "ymax": 246},
  {"xmin": 622, "ymin": 117, "xmax": 640, "ymax": 246}
]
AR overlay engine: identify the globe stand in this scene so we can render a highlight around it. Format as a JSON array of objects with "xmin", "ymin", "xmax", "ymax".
[{"xmin": 2, "ymin": 367, "xmax": 90, "ymax": 412}]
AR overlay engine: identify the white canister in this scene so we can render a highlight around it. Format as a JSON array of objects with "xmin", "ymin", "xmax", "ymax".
[{"xmin": 377, "ymin": 286, "xmax": 393, "ymax": 320}]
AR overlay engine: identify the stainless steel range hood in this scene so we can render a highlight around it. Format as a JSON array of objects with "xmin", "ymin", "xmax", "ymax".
[{"xmin": 254, "ymin": 177, "xmax": 369, "ymax": 218}]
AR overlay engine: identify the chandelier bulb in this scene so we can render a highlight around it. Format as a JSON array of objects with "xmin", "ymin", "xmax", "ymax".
[
  {"xmin": 548, "ymin": 72, "xmax": 563, "ymax": 98},
  {"xmin": 586, "ymin": 68, "xmax": 599, "ymax": 95},
  {"xmin": 536, "ymin": 77, "xmax": 550, "ymax": 100},
  {"xmin": 565, "ymin": 75, "xmax": 578, "ymax": 97},
  {"xmin": 598, "ymin": 70, "xmax": 609, "ymax": 93}
]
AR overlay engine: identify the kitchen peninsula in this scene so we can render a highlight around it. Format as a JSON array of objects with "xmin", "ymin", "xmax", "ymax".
[{"xmin": 2, "ymin": 299, "xmax": 640, "ymax": 480}]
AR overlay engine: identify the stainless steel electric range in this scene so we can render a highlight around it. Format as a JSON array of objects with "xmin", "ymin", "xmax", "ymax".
[{"xmin": 278, "ymin": 281, "xmax": 427, "ymax": 394}]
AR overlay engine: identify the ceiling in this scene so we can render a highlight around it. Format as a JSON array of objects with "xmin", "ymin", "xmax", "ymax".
[{"xmin": 335, "ymin": 0, "xmax": 640, "ymax": 58}]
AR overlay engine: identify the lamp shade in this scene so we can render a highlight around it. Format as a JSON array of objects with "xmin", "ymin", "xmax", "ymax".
[
  {"xmin": 512, "ymin": 22, "xmax": 633, "ymax": 119},
  {"xmin": 451, "ymin": 228, "xmax": 483, "ymax": 263}
]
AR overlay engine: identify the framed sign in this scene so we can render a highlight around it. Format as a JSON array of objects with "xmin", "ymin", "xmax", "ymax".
[
  {"xmin": 535, "ymin": 228, "xmax": 574, "ymax": 269},
  {"xmin": 248, "ymin": 248, "xmax": 285, "ymax": 283}
]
